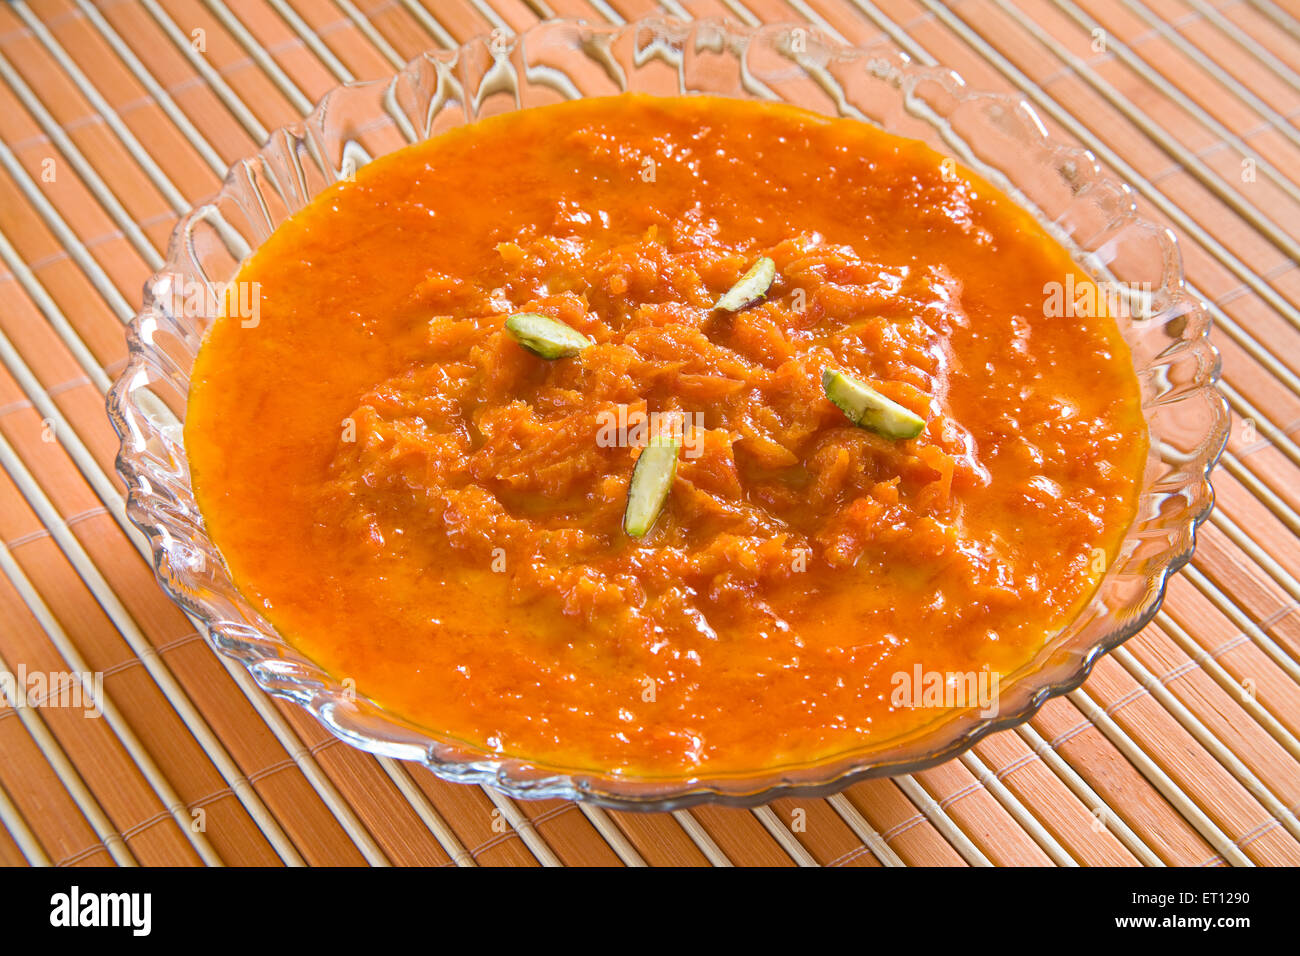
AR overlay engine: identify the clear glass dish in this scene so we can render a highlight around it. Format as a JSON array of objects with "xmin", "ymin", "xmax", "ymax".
[{"xmin": 107, "ymin": 16, "xmax": 1229, "ymax": 810}]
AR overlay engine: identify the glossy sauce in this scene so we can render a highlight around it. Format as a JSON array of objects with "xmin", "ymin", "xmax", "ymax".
[{"xmin": 186, "ymin": 94, "xmax": 1148, "ymax": 775}]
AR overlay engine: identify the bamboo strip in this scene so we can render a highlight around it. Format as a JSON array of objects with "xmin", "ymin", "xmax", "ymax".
[
  {"xmin": 203, "ymin": 665, "xmax": 392, "ymax": 865},
  {"xmin": 508, "ymin": 800, "xmax": 627, "ymax": 866},
  {"xmin": 1083, "ymin": 654, "xmax": 1300, "ymax": 863},
  {"xmin": 12, "ymin": 2, "xmax": 192, "ymax": 212},
  {"xmin": 1121, "ymin": 625, "xmax": 1300, "ymax": 805},
  {"xmin": 401, "ymin": 767, "xmax": 540, "ymax": 865},
  {"xmin": 345, "ymin": 0, "xmax": 441, "ymax": 60},
  {"xmin": 0, "ymin": 776, "xmax": 49, "ymax": 866},
  {"xmin": 825, "ymin": 794, "xmax": 906, "ymax": 865},
  {"xmin": 751, "ymin": 805, "xmax": 820, "ymax": 866},
  {"xmin": 1133, "ymin": 4, "xmax": 1294, "ymax": 123},
  {"xmin": 1011, "ymin": 723, "xmax": 1164, "ymax": 865},
  {"xmin": 1218, "ymin": 381, "xmax": 1300, "ymax": 473},
  {"xmin": 767, "ymin": 797, "xmax": 886, "ymax": 865},
  {"xmin": 483, "ymin": 790, "xmax": 562, "ymax": 866},
  {"xmin": 0, "ymin": 529, "xmax": 223, "ymax": 865},
  {"xmin": 671, "ymin": 809, "xmax": 732, "ymax": 865},
  {"xmin": 465, "ymin": 0, "xmax": 512, "ymax": 29},
  {"xmin": 395, "ymin": 0, "xmax": 460, "ymax": 46},
  {"xmin": 913, "ymin": 761, "xmax": 1057, "ymax": 864},
  {"xmin": 1209, "ymin": 510, "xmax": 1300, "ymax": 617},
  {"xmin": 260, "ymin": 711, "xmax": 452, "ymax": 865},
  {"xmin": 957, "ymin": 751, "xmax": 1078, "ymax": 866},
  {"xmin": 1189, "ymin": 549, "xmax": 1300, "ymax": 674},
  {"xmin": 578, "ymin": 806, "xmax": 648, "ymax": 866},
  {"xmin": 1068, "ymin": 685, "xmax": 1253, "ymax": 865},
  {"xmin": 1112, "ymin": 645, "xmax": 1300, "ymax": 842},
  {"xmin": 375, "ymin": 759, "xmax": 477, "ymax": 866},
  {"xmin": 602, "ymin": 810, "xmax": 711, "ymax": 865},
  {"xmin": 0, "ymin": 594, "xmax": 136, "ymax": 866},
  {"xmin": 194, "ymin": 0, "xmax": 315, "ymax": 111},
  {"xmin": 1030, "ymin": 696, "xmax": 1217, "ymax": 864},
  {"xmin": 684, "ymin": 805, "xmax": 801, "ymax": 866},
  {"xmin": 331, "ymin": 0, "xmax": 405, "ymax": 68},
  {"xmin": 1156, "ymin": 609, "xmax": 1300, "ymax": 760},
  {"xmin": 843, "ymin": 780, "xmax": 969, "ymax": 865},
  {"xmin": 1224, "ymin": 447, "xmax": 1300, "ymax": 531},
  {"xmin": 1005, "ymin": 0, "xmax": 1300, "ymax": 236},
  {"xmin": 1182, "ymin": 564, "xmax": 1300, "ymax": 682},
  {"xmin": 289, "ymin": 6, "xmax": 401, "ymax": 78},
  {"xmin": 1250, "ymin": 0, "xmax": 1300, "ymax": 40},
  {"xmin": 1182, "ymin": 0, "xmax": 1300, "ymax": 89},
  {"xmin": 1163, "ymin": 576, "xmax": 1300, "ymax": 742},
  {"xmin": 0, "ymin": 437, "xmax": 317, "ymax": 863},
  {"xmin": 1216, "ymin": 466, "xmax": 1300, "ymax": 569},
  {"xmin": 261, "ymin": 0, "xmax": 358, "ymax": 81},
  {"xmin": 0, "ymin": 143, "xmax": 133, "ymax": 325},
  {"xmin": 0, "ymin": 49, "xmax": 164, "ymax": 267},
  {"xmin": 70, "ymin": 0, "xmax": 229, "ymax": 174},
  {"xmin": 893, "ymin": 775, "xmax": 993, "ymax": 866},
  {"xmin": 901, "ymin": 0, "xmax": 1300, "ymax": 332},
  {"xmin": 133, "ymin": 0, "xmax": 271, "ymax": 139},
  {"xmin": 1095, "ymin": 0, "xmax": 1300, "ymax": 151}
]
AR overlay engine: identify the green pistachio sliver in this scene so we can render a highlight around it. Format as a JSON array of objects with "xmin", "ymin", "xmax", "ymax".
[
  {"xmin": 821, "ymin": 368, "xmax": 926, "ymax": 441},
  {"xmin": 505, "ymin": 312, "xmax": 593, "ymax": 359},
  {"xmin": 623, "ymin": 437, "xmax": 680, "ymax": 538},
  {"xmin": 713, "ymin": 257, "xmax": 776, "ymax": 312}
]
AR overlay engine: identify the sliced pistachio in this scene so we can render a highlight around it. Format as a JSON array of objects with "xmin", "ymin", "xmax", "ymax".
[
  {"xmin": 623, "ymin": 437, "xmax": 680, "ymax": 538},
  {"xmin": 505, "ymin": 312, "xmax": 593, "ymax": 359},
  {"xmin": 714, "ymin": 257, "xmax": 776, "ymax": 312},
  {"xmin": 821, "ymin": 367, "xmax": 926, "ymax": 441}
]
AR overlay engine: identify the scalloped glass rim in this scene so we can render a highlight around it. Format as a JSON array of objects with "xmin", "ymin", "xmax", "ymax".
[{"xmin": 107, "ymin": 16, "xmax": 1229, "ymax": 810}]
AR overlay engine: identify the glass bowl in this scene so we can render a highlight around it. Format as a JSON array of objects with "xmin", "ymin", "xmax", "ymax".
[{"xmin": 106, "ymin": 16, "xmax": 1229, "ymax": 810}]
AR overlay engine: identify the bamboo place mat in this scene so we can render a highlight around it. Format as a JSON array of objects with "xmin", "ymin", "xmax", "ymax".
[{"xmin": 0, "ymin": 0, "xmax": 1296, "ymax": 869}]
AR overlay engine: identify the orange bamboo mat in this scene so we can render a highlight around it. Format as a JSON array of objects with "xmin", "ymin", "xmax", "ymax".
[{"xmin": 0, "ymin": 0, "xmax": 1296, "ymax": 867}]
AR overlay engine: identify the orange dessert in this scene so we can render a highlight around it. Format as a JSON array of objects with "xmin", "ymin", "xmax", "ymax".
[{"xmin": 185, "ymin": 94, "xmax": 1148, "ymax": 776}]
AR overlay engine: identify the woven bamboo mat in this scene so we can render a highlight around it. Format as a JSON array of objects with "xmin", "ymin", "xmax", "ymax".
[{"xmin": 0, "ymin": 0, "xmax": 1296, "ymax": 868}]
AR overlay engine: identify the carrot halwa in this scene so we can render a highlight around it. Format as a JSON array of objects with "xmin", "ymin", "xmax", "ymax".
[{"xmin": 185, "ymin": 94, "xmax": 1148, "ymax": 775}]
